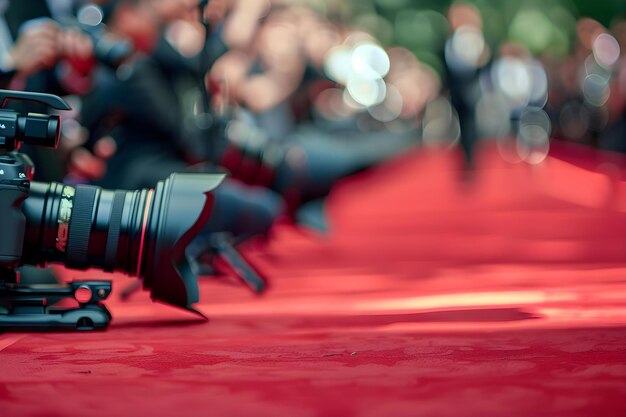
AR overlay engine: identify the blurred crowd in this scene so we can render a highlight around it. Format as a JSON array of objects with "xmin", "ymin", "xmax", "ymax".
[{"xmin": 1, "ymin": 0, "xmax": 625, "ymax": 239}]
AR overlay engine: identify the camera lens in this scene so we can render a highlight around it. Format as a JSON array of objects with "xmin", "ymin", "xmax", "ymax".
[
  {"xmin": 93, "ymin": 34, "xmax": 134, "ymax": 68},
  {"xmin": 21, "ymin": 173, "xmax": 224, "ymax": 310}
]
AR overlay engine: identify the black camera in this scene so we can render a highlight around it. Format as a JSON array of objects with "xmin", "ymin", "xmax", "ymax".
[
  {"xmin": 59, "ymin": 3, "xmax": 134, "ymax": 69},
  {"xmin": 0, "ymin": 89, "xmax": 229, "ymax": 331}
]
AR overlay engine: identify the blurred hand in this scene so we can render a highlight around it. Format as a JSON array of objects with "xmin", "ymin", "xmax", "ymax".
[
  {"xmin": 68, "ymin": 136, "xmax": 117, "ymax": 181},
  {"xmin": 58, "ymin": 29, "xmax": 93, "ymax": 60},
  {"xmin": 57, "ymin": 28, "xmax": 95, "ymax": 75},
  {"xmin": 210, "ymin": 50, "xmax": 251, "ymax": 101},
  {"xmin": 9, "ymin": 21, "xmax": 59, "ymax": 76}
]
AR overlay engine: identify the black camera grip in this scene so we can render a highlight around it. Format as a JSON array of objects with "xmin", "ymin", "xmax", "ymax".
[{"xmin": 0, "ymin": 184, "xmax": 29, "ymax": 269}]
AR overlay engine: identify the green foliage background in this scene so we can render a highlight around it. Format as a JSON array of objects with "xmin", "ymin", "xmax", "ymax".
[{"xmin": 312, "ymin": 0, "xmax": 625, "ymax": 74}]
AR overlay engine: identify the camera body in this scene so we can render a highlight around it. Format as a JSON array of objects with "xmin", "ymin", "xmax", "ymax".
[
  {"xmin": 0, "ymin": 151, "xmax": 33, "ymax": 270},
  {"xmin": 0, "ymin": 90, "xmax": 114, "ymax": 330},
  {"xmin": 0, "ymin": 90, "xmax": 67, "ymax": 273}
]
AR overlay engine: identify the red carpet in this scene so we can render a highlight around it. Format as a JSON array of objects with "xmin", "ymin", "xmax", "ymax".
[{"xmin": 1, "ymin": 142, "xmax": 626, "ymax": 417}]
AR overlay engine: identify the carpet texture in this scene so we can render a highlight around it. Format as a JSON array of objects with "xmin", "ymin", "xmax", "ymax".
[{"xmin": 1, "ymin": 142, "xmax": 625, "ymax": 417}]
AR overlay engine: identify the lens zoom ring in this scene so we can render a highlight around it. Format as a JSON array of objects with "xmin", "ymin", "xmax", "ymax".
[
  {"xmin": 103, "ymin": 190, "xmax": 126, "ymax": 272},
  {"xmin": 66, "ymin": 185, "xmax": 97, "ymax": 269}
]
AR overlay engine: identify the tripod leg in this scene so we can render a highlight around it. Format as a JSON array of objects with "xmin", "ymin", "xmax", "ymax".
[{"xmin": 210, "ymin": 233, "xmax": 267, "ymax": 294}]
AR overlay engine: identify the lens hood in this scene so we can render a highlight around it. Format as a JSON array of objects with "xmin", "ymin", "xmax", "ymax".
[{"xmin": 141, "ymin": 173, "xmax": 225, "ymax": 311}]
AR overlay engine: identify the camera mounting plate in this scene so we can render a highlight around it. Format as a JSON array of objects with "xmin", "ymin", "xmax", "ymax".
[{"xmin": 0, "ymin": 280, "xmax": 112, "ymax": 331}]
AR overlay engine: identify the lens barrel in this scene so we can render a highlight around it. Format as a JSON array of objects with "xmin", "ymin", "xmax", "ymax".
[{"xmin": 22, "ymin": 173, "xmax": 225, "ymax": 310}]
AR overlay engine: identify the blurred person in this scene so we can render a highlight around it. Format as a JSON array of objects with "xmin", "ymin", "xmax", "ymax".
[
  {"xmin": 77, "ymin": 0, "xmax": 420, "ymax": 232},
  {"xmin": 0, "ymin": 0, "xmax": 95, "ymax": 94},
  {"xmin": 72, "ymin": 0, "xmax": 283, "ymax": 242},
  {"xmin": 207, "ymin": 6, "xmax": 424, "ymax": 223},
  {"xmin": 0, "ymin": 10, "xmax": 57, "ymax": 87},
  {"xmin": 0, "ymin": 0, "xmax": 97, "ymax": 182},
  {"xmin": 75, "ymin": 0, "xmax": 223, "ymax": 186},
  {"xmin": 546, "ymin": 17, "xmax": 624, "ymax": 151},
  {"xmin": 598, "ymin": 15, "xmax": 626, "ymax": 152},
  {"xmin": 209, "ymin": 3, "xmax": 304, "ymax": 139},
  {"xmin": 443, "ymin": 2, "xmax": 490, "ymax": 169}
]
